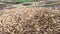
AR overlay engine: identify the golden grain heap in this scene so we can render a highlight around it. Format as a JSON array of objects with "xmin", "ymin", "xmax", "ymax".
[{"xmin": 0, "ymin": 7, "xmax": 60, "ymax": 34}]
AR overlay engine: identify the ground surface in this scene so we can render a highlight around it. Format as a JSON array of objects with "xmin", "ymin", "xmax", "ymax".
[
  {"xmin": 0, "ymin": 1, "xmax": 60, "ymax": 10},
  {"xmin": 0, "ymin": 7, "xmax": 60, "ymax": 34}
]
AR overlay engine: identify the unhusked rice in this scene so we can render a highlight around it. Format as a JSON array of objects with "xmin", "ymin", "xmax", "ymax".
[{"xmin": 0, "ymin": 7, "xmax": 60, "ymax": 34}]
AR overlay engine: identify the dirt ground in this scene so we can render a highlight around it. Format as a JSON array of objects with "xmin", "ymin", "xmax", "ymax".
[{"xmin": 0, "ymin": 7, "xmax": 60, "ymax": 34}]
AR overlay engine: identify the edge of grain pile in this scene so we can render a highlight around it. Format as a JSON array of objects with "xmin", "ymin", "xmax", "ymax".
[{"xmin": 0, "ymin": 7, "xmax": 60, "ymax": 34}]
